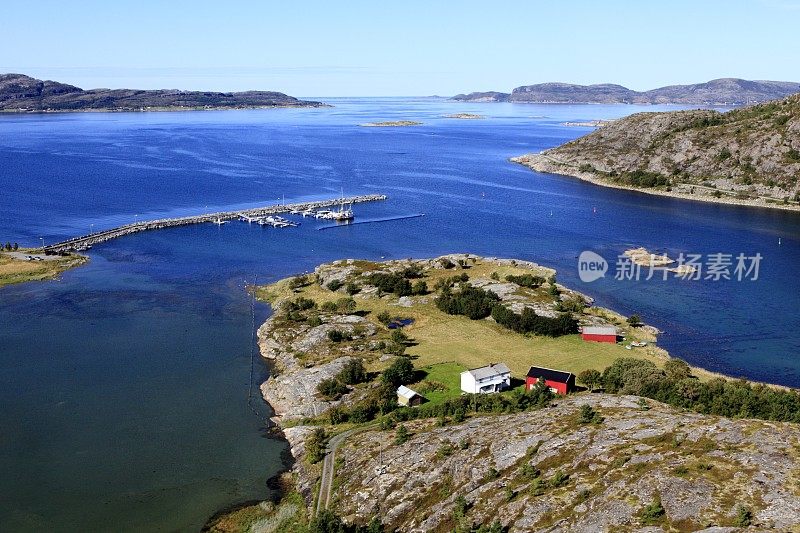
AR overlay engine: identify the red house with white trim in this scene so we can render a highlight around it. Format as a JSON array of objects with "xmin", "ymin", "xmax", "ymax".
[
  {"xmin": 581, "ymin": 325, "xmax": 618, "ymax": 344},
  {"xmin": 526, "ymin": 366, "xmax": 575, "ymax": 395}
]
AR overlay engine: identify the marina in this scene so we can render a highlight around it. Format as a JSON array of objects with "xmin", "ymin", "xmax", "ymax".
[{"xmin": 43, "ymin": 194, "xmax": 386, "ymax": 253}]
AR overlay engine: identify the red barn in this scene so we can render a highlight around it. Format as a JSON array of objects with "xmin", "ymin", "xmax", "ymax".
[
  {"xmin": 526, "ymin": 366, "xmax": 575, "ymax": 395},
  {"xmin": 581, "ymin": 325, "xmax": 618, "ymax": 344}
]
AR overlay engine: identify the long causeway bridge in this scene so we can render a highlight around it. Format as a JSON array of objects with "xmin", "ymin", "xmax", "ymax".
[{"xmin": 44, "ymin": 194, "xmax": 388, "ymax": 253}]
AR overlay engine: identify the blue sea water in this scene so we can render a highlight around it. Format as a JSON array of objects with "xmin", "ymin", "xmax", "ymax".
[{"xmin": 1, "ymin": 98, "xmax": 799, "ymax": 531}]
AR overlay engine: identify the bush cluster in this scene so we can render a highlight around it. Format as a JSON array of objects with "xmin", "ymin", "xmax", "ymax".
[
  {"xmin": 435, "ymin": 285, "xmax": 499, "ymax": 320},
  {"xmin": 597, "ymin": 358, "xmax": 800, "ymax": 422},
  {"xmin": 491, "ymin": 305, "xmax": 578, "ymax": 337},
  {"xmin": 615, "ymin": 170, "xmax": 671, "ymax": 188},
  {"xmin": 504, "ymin": 273, "xmax": 545, "ymax": 288},
  {"xmin": 365, "ymin": 272, "xmax": 412, "ymax": 296}
]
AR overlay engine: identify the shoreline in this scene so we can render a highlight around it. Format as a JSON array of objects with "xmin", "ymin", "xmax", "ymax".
[
  {"xmin": 0, "ymin": 103, "xmax": 330, "ymax": 115},
  {"xmin": 206, "ymin": 254, "xmax": 797, "ymax": 528},
  {"xmin": 512, "ymin": 153, "xmax": 800, "ymax": 213},
  {"xmin": 0, "ymin": 249, "xmax": 88, "ymax": 288}
]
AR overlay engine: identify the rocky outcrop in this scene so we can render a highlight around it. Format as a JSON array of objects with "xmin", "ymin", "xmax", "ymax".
[
  {"xmin": 258, "ymin": 314, "xmax": 376, "ymax": 422},
  {"xmin": 333, "ymin": 394, "xmax": 800, "ymax": 532},
  {"xmin": 514, "ymin": 93, "xmax": 800, "ymax": 208},
  {"xmin": 0, "ymin": 73, "xmax": 326, "ymax": 112}
]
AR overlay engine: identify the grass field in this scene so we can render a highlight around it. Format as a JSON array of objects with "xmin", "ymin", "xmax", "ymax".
[
  {"xmin": 255, "ymin": 255, "xmax": 699, "ymax": 391},
  {"xmin": 0, "ymin": 250, "xmax": 87, "ymax": 288},
  {"xmin": 411, "ymin": 362, "xmax": 467, "ymax": 404}
]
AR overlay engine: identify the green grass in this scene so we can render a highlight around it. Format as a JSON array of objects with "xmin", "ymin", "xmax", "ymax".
[
  {"xmin": 256, "ymin": 256, "xmax": 724, "ymax": 384},
  {"xmin": 411, "ymin": 362, "xmax": 466, "ymax": 405}
]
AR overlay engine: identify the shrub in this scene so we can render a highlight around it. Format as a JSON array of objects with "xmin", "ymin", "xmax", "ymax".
[
  {"xmin": 435, "ymin": 285, "xmax": 499, "ymax": 320},
  {"xmin": 390, "ymin": 329, "xmax": 409, "ymax": 345},
  {"xmin": 349, "ymin": 401, "xmax": 377, "ymax": 423},
  {"xmin": 617, "ymin": 170, "xmax": 670, "ymax": 188},
  {"xmin": 345, "ymin": 282, "xmax": 360, "ymax": 295},
  {"xmin": 578, "ymin": 404, "xmax": 603, "ymax": 424},
  {"xmin": 335, "ymin": 297, "xmax": 357, "ymax": 314},
  {"xmin": 453, "ymin": 495, "xmax": 468, "ymax": 520},
  {"xmin": 326, "ymin": 279, "xmax": 344, "ymax": 291},
  {"xmin": 437, "ymin": 442, "xmax": 455, "ymax": 459},
  {"xmin": 735, "ymin": 505, "xmax": 752, "ymax": 527},
  {"xmin": 376, "ymin": 311, "xmax": 392, "ymax": 325},
  {"xmin": 395, "ymin": 424, "xmax": 409, "ymax": 445},
  {"xmin": 321, "ymin": 301, "xmax": 338, "ymax": 312},
  {"xmin": 602, "ymin": 358, "xmax": 660, "ymax": 394},
  {"xmin": 577, "ymin": 369, "xmax": 601, "ymax": 391},
  {"xmin": 327, "ymin": 329, "xmax": 348, "ymax": 343},
  {"xmin": 491, "ymin": 305, "xmax": 578, "ymax": 337},
  {"xmin": 283, "ymin": 297, "xmax": 316, "ymax": 314},
  {"xmin": 627, "ymin": 314, "xmax": 642, "ymax": 327},
  {"xmin": 400, "ymin": 265, "xmax": 424, "ymax": 279},
  {"xmin": 639, "ymin": 494, "xmax": 665, "ymax": 525},
  {"xmin": 382, "ymin": 357, "xmax": 414, "ymax": 386},
  {"xmin": 288, "ymin": 275, "xmax": 310, "ymax": 290},
  {"xmin": 505, "ymin": 273, "xmax": 545, "ymax": 288},
  {"xmin": 386, "ymin": 341, "xmax": 406, "ymax": 356},
  {"xmin": 550, "ymin": 469, "xmax": 569, "ymax": 488},
  {"xmin": 305, "ymin": 428, "xmax": 328, "ymax": 464},
  {"xmin": 328, "ymin": 406, "xmax": 348, "ymax": 425},
  {"xmin": 663, "ymin": 358, "xmax": 691, "ymax": 381},
  {"xmin": 365, "ymin": 272, "xmax": 412, "ymax": 296},
  {"xmin": 412, "ymin": 280, "xmax": 428, "ymax": 295},
  {"xmin": 337, "ymin": 358, "xmax": 367, "ymax": 385},
  {"xmin": 308, "ymin": 509, "xmax": 347, "ymax": 532},
  {"xmin": 317, "ymin": 377, "xmax": 348, "ymax": 400}
]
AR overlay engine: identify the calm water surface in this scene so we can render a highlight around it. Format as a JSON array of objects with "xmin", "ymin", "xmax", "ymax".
[{"xmin": 1, "ymin": 98, "xmax": 799, "ymax": 531}]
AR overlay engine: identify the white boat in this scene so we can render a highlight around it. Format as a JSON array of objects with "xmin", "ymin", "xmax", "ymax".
[
  {"xmin": 302, "ymin": 209, "xmax": 315, "ymax": 217},
  {"xmin": 211, "ymin": 217, "xmax": 228, "ymax": 225},
  {"xmin": 315, "ymin": 210, "xmax": 333, "ymax": 219}
]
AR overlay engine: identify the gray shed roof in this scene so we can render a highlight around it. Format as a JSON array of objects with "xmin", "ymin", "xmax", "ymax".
[
  {"xmin": 581, "ymin": 325, "xmax": 618, "ymax": 336},
  {"xmin": 397, "ymin": 385, "xmax": 419, "ymax": 399},
  {"xmin": 465, "ymin": 363, "xmax": 511, "ymax": 380}
]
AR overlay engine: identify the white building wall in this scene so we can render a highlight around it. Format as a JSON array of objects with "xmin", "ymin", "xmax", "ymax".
[{"xmin": 460, "ymin": 371, "xmax": 477, "ymax": 393}]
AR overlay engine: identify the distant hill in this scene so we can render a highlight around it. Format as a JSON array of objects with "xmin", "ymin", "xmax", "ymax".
[
  {"xmin": 513, "ymin": 93, "xmax": 800, "ymax": 209},
  {"xmin": 0, "ymin": 73, "xmax": 325, "ymax": 112},
  {"xmin": 453, "ymin": 78, "xmax": 800, "ymax": 105},
  {"xmin": 451, "ymin": 90, "xmax": 510, "ymax": 102}
]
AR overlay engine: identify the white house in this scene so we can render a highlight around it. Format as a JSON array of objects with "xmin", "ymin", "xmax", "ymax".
[{"xmin": 460, "ymin": 363, "xmax": 511, "ymax": 394}]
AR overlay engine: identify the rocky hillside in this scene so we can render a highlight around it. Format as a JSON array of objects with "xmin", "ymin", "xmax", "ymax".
[
  {"xmin": 0, "ymin": 73, "xmax": 325, "ymax": 112},
  {"xmin": 514, "ymin": 94, "xmax": 800, "ymax": 208},
  {"xmin": 332, "ymin": 394, "xmax": 800, "ymax": 531},
  {"xmin": 452, "ymin": 78, "xmax": 800, "ymax": 105},
  {"xmin": 207, "ymin": 256, "xmax": 800, "ymax": 532}
]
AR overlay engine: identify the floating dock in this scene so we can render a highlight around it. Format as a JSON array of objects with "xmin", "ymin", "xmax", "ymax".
[{"xmin": 45, "ymin": 194, "xmax": 387, "ymax": 253}]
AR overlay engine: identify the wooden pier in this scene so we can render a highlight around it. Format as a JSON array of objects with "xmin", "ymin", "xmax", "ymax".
[{"xmin": 44, "ymin": 194, "xmax": 387, "ymax": 253}]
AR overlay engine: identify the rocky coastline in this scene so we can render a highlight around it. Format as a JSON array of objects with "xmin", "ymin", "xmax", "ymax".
[
  {"xmin": 512, "ymin": 153, "xmax": 800, "ymax": 212},
  {"xmin": 205, "ymin": 255, "xmax": 800, "ymax": 531}
]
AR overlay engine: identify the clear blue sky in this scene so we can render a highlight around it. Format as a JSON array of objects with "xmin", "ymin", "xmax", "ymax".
[{"xmin": 1, "ymin": 0, "xmax": 799, "ymax": 96}]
